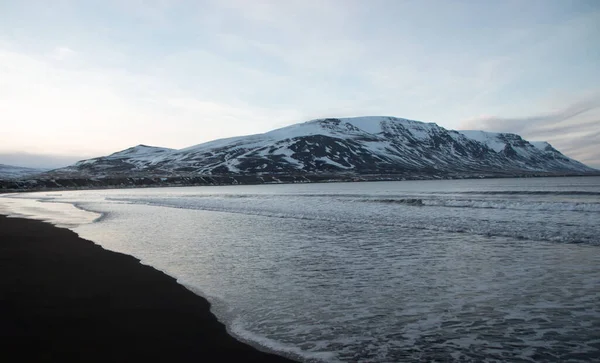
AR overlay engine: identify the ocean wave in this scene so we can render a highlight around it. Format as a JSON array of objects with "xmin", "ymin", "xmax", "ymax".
[
  {"xmin": 434, "ymin": 190, "xmax": 600, "ymax": 196},
  {"xmin": 105, "ymin": 197, "xmax": 599, "ymax": 245},
  {"xmin": 37, "ymin": 199, "xmax": 107, "ymax": 223},
  {"xmin": 364, "ymin": 198, "xmax": 600, "ymax": 212}
]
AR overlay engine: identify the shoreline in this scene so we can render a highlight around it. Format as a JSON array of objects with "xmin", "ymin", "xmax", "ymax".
[
  {"xmin": 2, "ymin": 173, "xmax": 599, "ymax": 195},
  {"xmin": 0, "ymin": 214, "xmax": 298, "ymax": 362}
]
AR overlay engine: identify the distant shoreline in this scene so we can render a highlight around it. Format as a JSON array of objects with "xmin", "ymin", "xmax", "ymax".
[
  {"xmin": 1, "ymin": 172, "xmax": 599, "ymax": 194},
  {"xmin": 0, "ymin": 215, "xmax": 297, "ymax": 362}
]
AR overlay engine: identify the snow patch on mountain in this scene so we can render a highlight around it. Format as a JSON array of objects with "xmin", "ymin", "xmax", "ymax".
[
  {"xmin": 0, "ymin": 164, "xmax": 47, "ymax": 179},
  {"xmin": 73, "ymin": 145, "xmax": 174, "ymax": 167},
  {"xmin": 459, "ymin": 130, "xmax": 507, "ymax": 152},
  {"xmin": 530, "ymin": 141, "xmax": 553, "ymax": 151}
]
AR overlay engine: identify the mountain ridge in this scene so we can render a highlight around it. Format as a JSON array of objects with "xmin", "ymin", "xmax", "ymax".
[
  {"xmin": 2, "ymin": 116, "xmax": 596, "ymax": 191},
  {"xmin": 49, "ymin": 116, "xmax": 595, "ymax": 177}
]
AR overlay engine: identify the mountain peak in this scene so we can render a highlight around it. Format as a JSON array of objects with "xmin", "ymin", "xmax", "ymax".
[
  {"xmin": 314, "ymin": 116, "xmax": 438, "ymax": 133},
  {"xmin": 108, "ymin": 145, "xmax": 174, "ymax": 158}
]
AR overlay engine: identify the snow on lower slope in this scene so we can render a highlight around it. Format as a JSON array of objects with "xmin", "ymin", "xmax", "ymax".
[{"xmin": 173, "ymin": 117, "xmax": 379, "ymax": 158}]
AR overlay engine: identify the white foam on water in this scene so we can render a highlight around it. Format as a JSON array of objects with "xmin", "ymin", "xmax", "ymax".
[
  {"xmin": 229, "ymin": 318, "xmax": 340, "ymax": 363},
  {"xmin": 0, "ymin": 195, "xmax": 101, "ymax": 228},
  {"xmin": 418, "ymin": 198, "xmax": 600, "ymax": 212}
]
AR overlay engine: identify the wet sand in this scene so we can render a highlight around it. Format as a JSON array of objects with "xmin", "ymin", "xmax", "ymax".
[{"xmin": 0, "ymin": 215, "xmax": 296, "ymax": 362}]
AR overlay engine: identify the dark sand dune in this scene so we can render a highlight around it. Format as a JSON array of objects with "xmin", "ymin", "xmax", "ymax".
[{"xmin": 0, "ymin": 215, "xmax": 296, "ymax": 362}]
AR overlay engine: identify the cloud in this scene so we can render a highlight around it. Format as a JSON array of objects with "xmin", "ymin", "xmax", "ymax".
[
  {"xmin": 460, "ymin": 95, "xmax": 600, "ymax": 168},
  {"xmin": 50, "ymin": 46, "xmax": 76, "ymax": 61},
  {"xmin": 0, "ymin": 42, "xmax": 302, "ymax": 156},
  {"xmin": 460, "ymin": 95, "xmax": 600, "ymax": 133},
  {"xmin": 0, "ymin": 152, "xmax": 88, "ymax": 169},
  {"xmin": 553, "ymin": 129, "xmax": 600, "ymax": 169}
]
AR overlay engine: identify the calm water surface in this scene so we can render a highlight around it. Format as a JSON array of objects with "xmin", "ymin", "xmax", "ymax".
[{"xmin": 2, "ymin": 177, "xmax": 600, "ymax": 362}]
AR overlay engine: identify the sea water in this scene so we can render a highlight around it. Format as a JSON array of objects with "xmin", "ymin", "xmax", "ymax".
[{"xmin": 2, "ymin": 177, "xmax": 599, "ymax": 362}]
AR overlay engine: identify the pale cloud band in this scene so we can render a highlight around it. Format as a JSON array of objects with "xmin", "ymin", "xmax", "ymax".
[{"xmin": 461, "ymin": 95, "xmax": 600, "ymax": 167}]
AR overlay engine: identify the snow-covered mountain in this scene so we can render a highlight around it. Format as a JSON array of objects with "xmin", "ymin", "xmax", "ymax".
[
  {"xmin": 50, "ymin": 117, "xmax": 595, "ymax": 178},
  {"xmin": 70, "ymin": 145, "xmax": 175, "ymax": 173},
  {"xmin": 0, "ymin": 164, "xmax": 47, "ymax": 179}
]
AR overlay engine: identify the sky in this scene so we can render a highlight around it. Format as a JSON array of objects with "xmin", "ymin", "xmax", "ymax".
[{"xmin": 0, "ymin": 0, "xmax": 599, "ymax": 169}]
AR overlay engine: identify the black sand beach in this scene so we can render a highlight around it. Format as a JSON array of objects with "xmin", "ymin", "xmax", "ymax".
[{"xmin": 0, "ymin": 215, "xmax": 296, "ymax": 362}]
